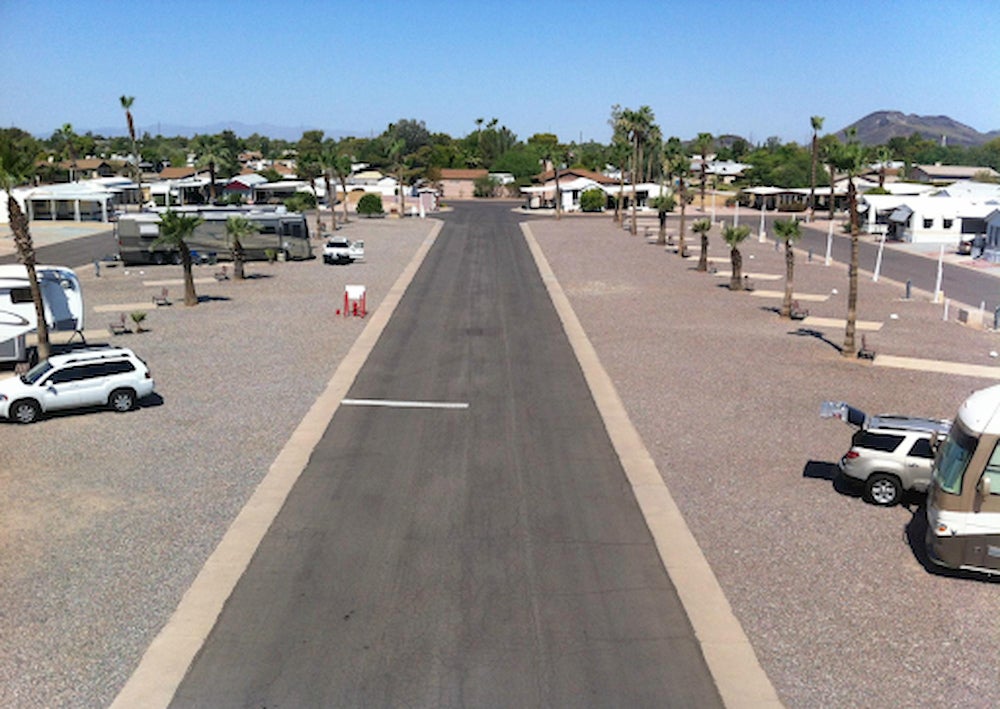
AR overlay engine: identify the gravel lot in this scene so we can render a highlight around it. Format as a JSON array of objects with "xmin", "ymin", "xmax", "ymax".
[
  {"xmin": 1, "ymin": 208, "xmax": 997, "ymax": 708},
  {"xmin": 0, "ymin": 217, "xmax": 434, "ymax": 707},
  {"xmin": 530, "ymin": 213, "xmax": 999, "ymax": 709}
]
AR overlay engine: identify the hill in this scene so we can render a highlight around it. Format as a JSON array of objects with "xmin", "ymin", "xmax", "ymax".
[{"xmin": 838, "ymin": 110, "xmax": 1000, "ymax": 146}]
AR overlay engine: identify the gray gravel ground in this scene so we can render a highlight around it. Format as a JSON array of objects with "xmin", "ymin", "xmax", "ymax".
[
  {"xmin": 2, "ymin": 209, "xmax": 997, "ymax": 708},
  {"xmin": 0, "ymin": 217, "xmax": 433, "ymax": 708},
  {"xmin": 531, "ymin": 213, "xmax": 999, "ymax": 709}
]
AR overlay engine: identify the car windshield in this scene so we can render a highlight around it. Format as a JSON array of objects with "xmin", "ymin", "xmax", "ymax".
[
  {"xmin": 22, "ymin": 359, "xmax": 53, "ymax": 385},
  {"xmin": 933, "ymin": 425, "xmax": 977, "ymax": 495}
]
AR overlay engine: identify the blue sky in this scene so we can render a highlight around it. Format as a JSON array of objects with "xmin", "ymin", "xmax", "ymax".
[{"xmin": 1, "ymin": 0, "xmax": 998, "ymax": 145}]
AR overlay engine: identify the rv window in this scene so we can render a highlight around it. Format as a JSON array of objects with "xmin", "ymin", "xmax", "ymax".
[
  {"xmin": 10, "ymin": 287, "xmax": 32, "ymax": 304},
  {"xmin": 934, "ymin": 427, "xmax": 977, "ymax": 495}
]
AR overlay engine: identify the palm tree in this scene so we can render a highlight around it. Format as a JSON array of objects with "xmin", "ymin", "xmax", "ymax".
[
  {"xmin": 608, "ymin": 105, "xmax": 630, "ymax": 225},
  {"xmin": 808, "ymin": 116, "xmax": 824, "ymax": 220},
  {"xmin": 55, "ymin": 123, "xmax": 79, "ymax": 181},
  {"xmin": 332, "ymin": 153, "xmax": 353, "ymax": 224},
  {"xmin": 625, "ymin": 106, "xmax": 656, "ymax": 235},
  {"xmin": 0, "ymin": 132, "xmax": 49, "ymax": 358},
  {"xmin": 773, "ymin": 218, "xmax": 803, "ymax": 317},
  {"xmin": 153, "ymin": 210, "xmax": 204, "ymax": 306},
  {"xmin": 692, "ymin": 218, "xmax": 711, "ymax": 270},
  {"xmin": 667, "ymin": 152, "xmax": 692, "ymax": 258},
  {"xmin": 225, "ymin": 215, "xmax": 258, "ymax": 280},
  {"xmin": 388, "ymin": 138, "xmax": 407, "ymax": 218},
  {"xmin": 120, "ymin": 96, "xmax": 142, "ymax": 207},
  {"xmin": 722, "ymin": 224, "xmax": 752, "ymax": 290},
  {"xmin": 693, "ymin": 132, "xmax": 713, "ymax": 211},
  {"xmin": 822, "ymin": 137, "xmax": 840, "ymax": 221},
  {"xmin": 873, "ymin": 145, "xmax": 892, "ymax": 189},
  {"xmin": 195, "ymin": 136, "xmax": 229, "ymax": 204},
  {"xmin": 829, "ymin": 132, "xmax": 867, "ymax": 356}
]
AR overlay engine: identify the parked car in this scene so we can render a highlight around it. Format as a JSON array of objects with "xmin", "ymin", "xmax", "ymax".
[
  {"xmin": 821, "ymin": 401, "xmax": 951, "ymax": 506},
  {"xmin": 0, "ymin": 345, "xmax": 155, "ymax": 424},
  {"xmin": 322, "ymin": 236, "xmax": 365, "ymax": 265}
]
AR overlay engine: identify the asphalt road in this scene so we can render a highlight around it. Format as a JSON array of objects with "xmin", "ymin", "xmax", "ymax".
[
  {"xmin": 0, "ymin": 227, "xmax": 116, "ymax": 268},
  {"xmin": 167, "ymin": 202, "xmax": 723, "ymax": 707}
]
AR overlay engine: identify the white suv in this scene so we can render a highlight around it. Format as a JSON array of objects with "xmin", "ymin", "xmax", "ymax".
[{"xmin": 0, "ymin": 346, "xmax": 155, "ymax": 424}]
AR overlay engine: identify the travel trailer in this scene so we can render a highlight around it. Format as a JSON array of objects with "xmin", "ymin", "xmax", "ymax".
[
  {"xmin": 0, "ymin": 265, "xmax": 84, "ymax": 363},
  {"xmin": 115, "ymin": 206, "xmax": 314, "ymax": 265},
  {"xmin": 926, "ymin": 385, "xmax": 1000, "ymax": 575}
]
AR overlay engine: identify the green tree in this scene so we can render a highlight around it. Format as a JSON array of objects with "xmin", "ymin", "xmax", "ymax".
[
  {"xmin": 580, "ymin": 188, "xmax": 606, "ymax": 212},
  {"xmin": 152, "ymin": 210, "xmax": 204, "ymax": 306},
  {"xmin": 194, "ymin": 135, "xmax": 230, "ymax": 204},
  {"xmin": 667, "ymin": 151, "xmax": 692, "ymax": 258},
  {"xmin": 692, "ymin": 218, "xmax": 712, "ymax": 271},
  {"xmin": 0, "ymin": 129, "xmax": 50, "ymax": 358},
  {"xmin": 473, "ymin": 174, "xmax": 498, "ymax": 197},
  {"xmin": 332, "ymin": 152, "xmax": 353, "ymax": 224},
  {"xmin": 225, "ymin": 215, "xmax": 258, "ymax": 280},
  {"xmin": 722, "ymin": 224, "xmax": 752, "ymax": 290},
  {"xmin": 388, "ymin": 138, "xmax": 408, "ymax": 217},
  {"xmin": 622, "ymin": 106, "xmax": 656, "ymax": 234},
  {"xmin": 54, "ymin": 123, "xmax": 80, "ymax": 181},
  {"xmin": 773, "ymin": 218, "xmax": 803, "ymax": 317},
  {"xmin": 357, "ymin": 192, "xmax": 383, "ymax": 216},
  {"xmin": 808, "ymin": 116, "xmax": 824, "ymax": 219},
  {"xmin": 608, "ymin": 105, "xmax": 631, "ymax": 225}
]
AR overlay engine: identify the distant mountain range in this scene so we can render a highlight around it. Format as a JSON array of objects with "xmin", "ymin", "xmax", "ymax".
[{"xmin": 837, "ymin": 111, "xmax": 1000, "ymax": 147}]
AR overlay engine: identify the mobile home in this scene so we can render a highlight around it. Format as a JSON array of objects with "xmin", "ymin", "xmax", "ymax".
[{"xmin": 0, "ymin": 265, "xmax": 84, "ymax": 363}]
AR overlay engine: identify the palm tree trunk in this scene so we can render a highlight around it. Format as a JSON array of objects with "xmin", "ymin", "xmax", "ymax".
[
  {"xmin": 828, "ymin": 162, "xmax": 836, "ymax": 220},
  {"xmin": 698, "ymin": 234, "xmax": 709, "ymax": 271},
  {"xmin": 209, "ymin": 161, "xmax": 217, "ymax": 204},
  {"xmin": 843, "ymin": 180, "xmax": 859, "ymax": 355},
  {"xmin": 678, "ymin": 182, "xmax": 687, "ymax": 258},
  {"xmin": 554, "ymin": 164, "xmax": 561, "ymax": 220},
  {"xmin": 615, "ymin": 166, "xmax": 624, "ymax": 224},
  {"xmin": 808, "ymin": 135, "xmax": 817, "ymax": 221},
  {"xmin": 233, "ymin": 240, "xmax": 245, "ymax": 280},
  {"xmin": 338, "ymin": 176, "xmax": 350, "ymax": 223},
  {"xmin": 782, "ymin": 241, "xmax": 794, "ymax": 317},
  {"xmin": 730, "ymin": 248, "xmax": 743, "ymax": 290},
  {"xmin": 629, "ymin": 141, "xmax": 638, "ymax": 235},
  {"xmin": 180, "ymin": 244, "xmax": 198, "ymax": 306},
  {"xmin": 8, "ymin": 196, "xmax": 50, "ymax": 359}
]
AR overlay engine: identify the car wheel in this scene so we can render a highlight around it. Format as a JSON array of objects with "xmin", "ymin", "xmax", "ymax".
[
  {"xmin": 11, "ymin": 399, "xmax": 40, "ymax": 424},
  {"xmin": 172, "ymin": 252, "xmax": 183, "ymax": 265},
  {"xmin": 152, "ymin": 251, "xmax": 166, "ymax": 265},
  {"xmin": 109, "ymin": 388, "xmax": 136, "ymax": 412},
  {"xmin": 865, "ymin": 473, "xmax": 902, "ymax": 506}
]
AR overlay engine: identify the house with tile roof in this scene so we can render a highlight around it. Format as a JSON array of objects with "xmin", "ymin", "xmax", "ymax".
[{"xmin": 438, "ymin": 168, "xmax": 488, "ymax": 200}]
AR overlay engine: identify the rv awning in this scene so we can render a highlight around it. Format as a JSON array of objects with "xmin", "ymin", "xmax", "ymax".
[{"xmin": 888, "ymin": 205, "xmax": 913, "ymax": 222}]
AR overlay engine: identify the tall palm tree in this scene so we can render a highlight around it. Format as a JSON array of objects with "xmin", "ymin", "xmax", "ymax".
[
  {"xmin": 626, "ymin": 106, "xmax": 655, "ymax": 235},
  {"xmin": 55, "ymin": 123, "xmax": 79, "ymax": 182},
  {"xmin": 0, "ymin": 132, "xmax": 49, "ymax": 358},
  {"xmin": 120, "ymin": 95, "xmax": 142, "ymax": 206},
  {"xmin": 608, "ymin": 105, "xmax": 630, "ymax": 225},
  {"xmin": 225, "ymin": 215, "xmax": 258, "ymax": 280},
  {"xmin": 693, "ymin": 132, "xmax": 713, "ymax": 211},
  {"xmin": 808, "ymin": 116, "xmax": 824, "ymax": 220},
  {"xmin": 195, "ymin": 136, "xmax": 230, "ymax": 204},
  {"xmin": 722, "ymin": 224, "xmax": 752, "ymax": 290},
  {"xmin": 153, "ymin": 210, "xmax": 204, "ymax": 306},
  {"xmin": 873, "ymin": 145, "xmax": 892, "ymax": 189},
  {"xmin": 822, "ymin": 136, "xmax": 840, "ymax": 221},
  {"xmin": 667, "ymin": 152, "xmax": 692, "ymax": 259},
  {"xmin": 830, "ymin": 132, "xmax": 867, "ymax": 356},
  {"xmin": 332, "ymin": 153, "xmax": 353, "ymax": 224},
  {"xmin": 693, "ymin": 218, "xmax": 712, "ymax": 270},
  {"xmin": 388, "ymin": 138, "xmax": 407, "ymax": 218},
  {"xmin": 773, "ymin": 218, "xmax": 803, "ymax": 317}
]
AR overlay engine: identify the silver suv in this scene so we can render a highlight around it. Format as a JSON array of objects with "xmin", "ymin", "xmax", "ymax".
[
  {"xmin": 822, "ymin": 402, "xmax": 951, "ymax": 506},
  {"xmin": 0, "ymin": 346, "xmax": 155, "ymax": 424}
]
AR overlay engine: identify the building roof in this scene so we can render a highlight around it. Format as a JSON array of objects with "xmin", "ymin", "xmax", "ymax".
[
  {"xmin": 913, "ymin": 164, "xmax": 999, "ymax": 180},
  {"xmin": 534, "ymin": 167, "xmax": 617, "ymax": 185},
  {"xmin": 158, "ymin": 166, "xmax": 198, "ymax": 180},
  {"xmin": 440, "ymin": 168, "xmax": 488, "ymax": 180}
]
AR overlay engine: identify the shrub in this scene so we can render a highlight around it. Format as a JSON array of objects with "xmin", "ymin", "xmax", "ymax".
[
  {"xmin": 580, "ymin": 188, "xmax": 606, "ymax": 212},
  {"xmin": 284, "ymin": 191, "xmax": 316, "ymax": 213},
  {"xmin": 649, "ymin": 194, "xmax": 675, "ymax": 213},
  {"xmin": 357, "ymin": 193, "xmax": 384, "ymax": 216},
  {"xmin": 473, "ymin": 175, "xmax": 499, "ymax": 198}
]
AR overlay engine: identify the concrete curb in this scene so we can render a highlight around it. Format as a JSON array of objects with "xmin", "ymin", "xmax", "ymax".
[
  {"xmin": 521, "ymin": 222, "xmax": 782, "ymax": 708},
  {"xmin": 110, "ymin": 220, "xmax": 443, "ymax": 708}
]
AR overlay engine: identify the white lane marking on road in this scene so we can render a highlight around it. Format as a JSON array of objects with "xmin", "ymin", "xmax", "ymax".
[{"xmin": 342, "ymin": 398, "xmax": 469, "ymax": 409}]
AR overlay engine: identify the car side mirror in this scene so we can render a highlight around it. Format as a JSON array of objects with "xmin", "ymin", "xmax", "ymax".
[{"xmin": 979, "ymin": 475, "xmax": 992, "ymax": 499}]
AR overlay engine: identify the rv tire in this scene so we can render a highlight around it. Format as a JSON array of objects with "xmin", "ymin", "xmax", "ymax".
[
  {"xmin": 865, "ymin": 473, "xmax": 902, "ymax": 506},
  {"xmin": 11, "ymin": 399, "xmax": 40, "ymax": 424}
]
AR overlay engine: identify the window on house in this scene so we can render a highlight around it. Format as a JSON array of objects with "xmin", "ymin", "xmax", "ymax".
[
  {"xmin": 943, "ymin": 219, "xmax": 953, "ymax": 229},
  {"xmin": 923, "ymin": 218, "xmax": 933, "ymax": 229}
]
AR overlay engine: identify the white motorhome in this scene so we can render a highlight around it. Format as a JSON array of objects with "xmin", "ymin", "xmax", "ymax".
[
  {"xmin": 926, "ymin": 385, "xmax": 1000, "ymax": 575},
  {"xmin": 0, "ymin": 265, "xmax": 84, "ymax": 363}
]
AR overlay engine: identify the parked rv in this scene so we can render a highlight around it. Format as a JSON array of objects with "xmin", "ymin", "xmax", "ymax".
[
  {"xmin": 115, "ymin": 206, "xmax": 314, "ymax": 265},
  {"xmin": 0, "ymin": 265, "xmax": 84, "ymax": 364},
  {"xmin": 926, "ymin": 385, "xmax": 1000, "ymax": 576}
]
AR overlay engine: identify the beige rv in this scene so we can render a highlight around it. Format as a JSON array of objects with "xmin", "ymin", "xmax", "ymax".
[{"xmin": 926, "ymin": 385, "xmax": 1000, "ymax": 575}]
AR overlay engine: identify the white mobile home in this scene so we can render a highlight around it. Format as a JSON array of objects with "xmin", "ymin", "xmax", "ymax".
[{"xmin": 0, "ymin": 265, "xmax": 84, "ymax": 362}]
